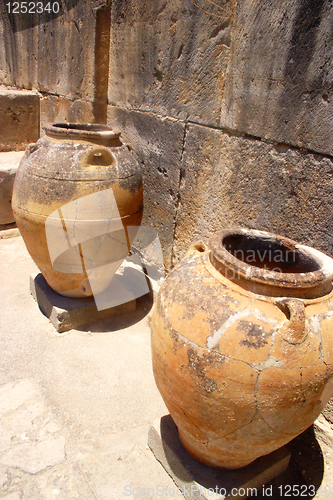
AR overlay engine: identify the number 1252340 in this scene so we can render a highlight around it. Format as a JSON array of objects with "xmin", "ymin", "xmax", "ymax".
[{"xmin": 6, "ymin": 2, "xmax": 60, "ymax": 14}]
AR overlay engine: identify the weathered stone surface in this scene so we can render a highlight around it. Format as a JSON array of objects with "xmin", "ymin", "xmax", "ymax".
[
  {"xmin": 0, "ymin": 400, "xmax": 45, "ymax": 452},
  {"xmin": 0, "ymin": 223, "xmax": 20, "ymax": 238},
  {"xmin": 0, "ymin": 151, "xmax": 24, "ymax": 224},
  {"xmin": 40, "ymin": 95, "xmax": 94, "ymax": 129},
  {"xmin": 322, "ymin": 398, "xmax": 333, "ymax": 425},
  {"xmin": 0, "ymin": 380, "xmax": 38, "ymax": 417},
  {"xmin": 0, "ymin": 88, "xmax": 40, "ymax": 152},
  {"xmin": 108, "ymin": 0, "xmax": 333, "ymax": 156},
  {"xmin": 106, "ymin": 0, "xmax": 333, "ymax": 270},
  {"xmin": 220, "ymin": 0, "xmax": 333, "ymax": 156},
  {"xmin": 0, "ymin": 437, "xmax": 66, "ymax": 474},
  {"xmin": 314, "ymin": 415, "xmax": 333, "ymax": 449},
  {"xmin": 108, "ymin": 0, "xmax": 234, "ymax": 126},
  {"xmin": 0, "ymin": 379, "xmax": 66, "ymax": 475},
  {"xmin": 148, "ymin": 415, "xmax": 290, "ymax": 500},
  {"xmin": 108, "ymin": 106, "xmax": 185, "ymax": 269},
  {"xmin": 0, "ymin": 491, "xmax": 21, "ymax": 500},
  {"xmin": 173, "ymin": 123, "xmax": 333, "ymax": 263},
  {"xmin": 0, "ymin": 1, "xmax": 96, "ymax": 101}
]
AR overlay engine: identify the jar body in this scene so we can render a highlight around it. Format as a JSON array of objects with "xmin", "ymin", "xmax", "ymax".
[
  {"xmin": 12, "ymin": 124, "xmax": 143, "ymax": 298},
  {"xmin": 151, "ymin": 231, "xmax": 333, "ymax": 469}
]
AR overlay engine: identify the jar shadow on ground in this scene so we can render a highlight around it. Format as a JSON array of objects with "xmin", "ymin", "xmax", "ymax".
[
  {"xmin": 261, "ymin": 426, "xmax": 324, "ymax": 500},
  {"xmin": 77, "ymin": 289, "xmax": 154, "ymax": 334},
  {"xmin": 160, "ymin": 415, "xmax": 324, "ymax": 499}
]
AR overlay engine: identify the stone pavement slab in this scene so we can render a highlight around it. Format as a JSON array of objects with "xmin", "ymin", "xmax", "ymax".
[
  {"xmin": 0, "ymin": 379, "xmax": 68, "ymax": 496},
  {"xmin": 0, "ymin": 223, "xmax": 20, "ymax": 238}
]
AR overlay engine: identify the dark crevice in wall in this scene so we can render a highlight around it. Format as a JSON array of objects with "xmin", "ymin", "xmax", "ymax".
[
  {"xmin": 170, "ymin": 121, "xmax": 188, "ymax": 268},
  {"xmin": 38, "ymin": 90, "xmax": 92, "ymax": 102},
  {"xmin": 93, "ymin": 0, "xmax": 112, "ymax": 124}
]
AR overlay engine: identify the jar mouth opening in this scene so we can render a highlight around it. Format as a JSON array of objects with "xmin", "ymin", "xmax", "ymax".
[
  {"xmin": 44, "ymin": 123, "xmax": 121, "ymax": 141},
  {"xmin": 223, "ymin": 232, "xmax": 320, "ymax": 273},
  {"xmin": 209, "ymin": 228, "xmax": 333, "ymax": 291}
]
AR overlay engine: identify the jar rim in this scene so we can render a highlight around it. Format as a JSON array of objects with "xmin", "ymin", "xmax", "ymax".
[
  {"xmin": 44, "ymin": 123, "xmax": 121, "ymax": 141},
  {"xmin": 208, "ymin": 227, "xmax": 333, "ymax": 290}
]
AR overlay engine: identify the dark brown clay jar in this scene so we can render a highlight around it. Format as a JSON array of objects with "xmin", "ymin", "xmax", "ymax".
[
  {"xmin": 151, "ymin": 228, "xmax": 333, "ymax": 469},
  {"xmin": 12, "ymin": 123, "xmax": 143, "ymax": 297}
]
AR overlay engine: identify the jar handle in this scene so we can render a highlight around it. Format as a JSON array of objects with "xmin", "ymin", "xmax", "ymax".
[
  {"xmin": 184, "ymin": 241, "xmax": 209, "ymax": 259},
  {"xmin": 83, "ymin": 147, "xmax": 116, "ymax": 168},
  {"xmin": 25, "ymin": 143, "xmax": 37, "ymax": 157},
  {"xmin": 275, "ymin": 298, "xmax": 307, "ymax": 344}
]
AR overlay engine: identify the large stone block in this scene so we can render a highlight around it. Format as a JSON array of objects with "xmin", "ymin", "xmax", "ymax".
[
  {"xmin": 108, "ymin": 0, "xmax": 333, "ymax": 156},
  {"xmin": 108, "ymin": 0, "xmax": 234, "ymax": 126},
  {"xmin": 0, "ymin": 88, "xmax": 40, "ymax": 151},
  {"xmin": 220, "ymin": 0, "xmax": 333, "ymax": 156},
  {"xmin": 0, "ymin": 1, "xmax": 96, "ymax": 101},
  {"xmin": 173, "ymin": 123, "xmax": 333, "ymax": 262},
  {"xmin": 40, "ymin": 95, "xmax": 94, "ymax": 129},
  {"xmin": 108, "ymin": 106, "xmax": 185, "ymax": 270}
]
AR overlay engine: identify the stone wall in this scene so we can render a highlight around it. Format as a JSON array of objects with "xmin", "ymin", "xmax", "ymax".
[
  {"xmin": 0, "ymin": 0, "xmax": 105, "ymax": 125},
  {"xmin": 1, "ymin": 0, "xmax": 332, "ymax": 267},
  {"xmin": 220, "ymin": 0, "xmax": 333, "ymax": 156},
  {"xmin": 107, "ymin": 0, "xmax": 333, "ymax": 267}
]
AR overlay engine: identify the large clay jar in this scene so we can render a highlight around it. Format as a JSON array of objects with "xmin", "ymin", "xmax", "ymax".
[
  {"xmin": 151, "ymin": 228, "xmax": 333, "ymax": 469},
  {"xmin": 12, "ymin": 123, "xmax": 143, "ymax": 298}
]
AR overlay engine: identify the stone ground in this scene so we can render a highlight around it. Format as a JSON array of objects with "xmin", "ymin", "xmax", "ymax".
[{"xmin": 1, "ymin": 233, "xmax": 333, "ymax": 500}]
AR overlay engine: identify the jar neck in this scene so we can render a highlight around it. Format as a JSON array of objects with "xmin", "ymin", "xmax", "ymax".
[{"xmin": 44, "ymin": 123, "xmax": 122, "ymax": 147}]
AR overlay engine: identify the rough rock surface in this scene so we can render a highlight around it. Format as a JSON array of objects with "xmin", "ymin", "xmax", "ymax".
[
  {"xmin": 108, "ymin": 0, "xmax": 235, "ymax": 126},
  {"xmin": 108, "ymin": 0, "xmax": 333, "ymax": 156},
  {"xmin": 0, "ymin": 151, "xmax": 25, "ymax": 224},
  {"xmin": 106, "ymin": 0, "xmax": 333, "ymax": 264},
  {"xmin": 40, "ymin": 95, "xmax": 94, "ymax": 131},
  {"xmin": 108, "ymin": 106, "xmax": 185, "ymax": 269},
  {"xmin": 0, "ymin": 0, "xmax": 99, "ymax": 126},
  {"xmin": 220, "ymin": 0, "xmax": 333, "ymax": 157},
  {"xmin": 173, "ymin": 123, "xmax": 333, "ymax": 263},
  {"xmin": 0, "ymin": 88, "xmax": 40, "ymax": 152},
  {"xmin": 0, "ymin": 2, "xmax": 95, "ymax": 101},
  {"xmin": 0, "ymin": 380, "xmax": 66, "ymax": 475},
  {"xmin": 322, "ymin": 398, "xmax": 333, "ymax": 425}
]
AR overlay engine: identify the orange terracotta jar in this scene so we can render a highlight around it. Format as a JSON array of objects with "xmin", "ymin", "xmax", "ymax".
[
  {"xmin": 151, "ymin": 228, "xmax": 333, "ymax": 469},
  {"xmin": 12, "ymin": 123, "xmax": 143, "ymax": 298}
]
